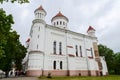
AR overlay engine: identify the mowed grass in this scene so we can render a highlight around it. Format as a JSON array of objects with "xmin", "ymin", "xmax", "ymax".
[{"xmin": 39, "ymin": 75, "xmax": 120, "ymax": 80}]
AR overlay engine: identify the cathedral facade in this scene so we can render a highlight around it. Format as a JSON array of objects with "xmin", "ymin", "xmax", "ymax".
[{"xmin": 23, "ymin": 5, "xmax": 108, "ymax": 76}]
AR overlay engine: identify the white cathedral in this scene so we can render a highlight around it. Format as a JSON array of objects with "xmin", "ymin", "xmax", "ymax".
[{"xmin": 23, "ymin": 5, "xmax": 108, "ymax": 76}]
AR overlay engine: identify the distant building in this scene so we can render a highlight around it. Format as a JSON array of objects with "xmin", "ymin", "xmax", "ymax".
[{"xmin": 23, "ymin": 5, "xmax": 108, "ymax": 76}]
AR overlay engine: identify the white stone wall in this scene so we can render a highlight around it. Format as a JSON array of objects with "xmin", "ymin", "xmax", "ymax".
[
  {"xmin": 67, "ymin": 33, "xmax": 85, "ymax": 57},
  {"xmin": 28, "ymin": 53, "xmax": 43, "ymax": 70},
  {"xmin": 29, "ymin": 22, "xmax": 45, "ymax": 52},
  {"xmin": 45, "ymin": 27, "xmax": 66, "ymax": 55},
  {"xmin": 100, "ymin": 57, "xmax": 108, "ymax": 75},
  {"xmin": 88, "ymin": 59, "xmax": 99, "ymax": 70},
  {"xmin": 44, "ymin": 55, "xmax": 67, "ymax": 70},
  {"xmin": 69, "ymin": 57, "xmax": 88, "ymax": 70},
  {"xmin": 43, "ymin": 25, "xmax": 99, "ymax": 71}
]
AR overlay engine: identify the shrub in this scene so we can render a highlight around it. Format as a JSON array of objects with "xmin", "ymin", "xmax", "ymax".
[{"xmin": 47, "ymin": 72, "xmax": 52, "ymax": 78}]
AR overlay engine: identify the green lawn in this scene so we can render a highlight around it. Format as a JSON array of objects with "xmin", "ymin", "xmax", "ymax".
[{"xmin": 38, "ymin": 75, "xmax": 120, "ymax": 80}]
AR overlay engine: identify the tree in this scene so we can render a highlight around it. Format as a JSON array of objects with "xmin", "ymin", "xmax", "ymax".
[
  {"xmin": 0, "ymin": 8, "xmax": 14, "ymax": 59},
  {"xmin": 0, "ymin": 28, "xmax": 27, "ymax": 75},
  {"xmin": 0, "ymin": 0, "xmax": 29, "ymax": 4},
  {"xmin": 0, "ymin": 0, "xmax": 28, "ymax": 76},
  {"xmin": 0, "ymin": 0, "xmax": 28, "ymax": 58},
  {"xmin": 114, "ymin": 52, "xmax": 120, "ymax": 74},
  {"xmin": 98, "ymin": 44, "xmax": 114, "ymax": 74}
]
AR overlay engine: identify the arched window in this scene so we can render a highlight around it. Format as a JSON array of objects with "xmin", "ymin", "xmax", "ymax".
[
  {"xmin": 63, "ymin": 22, "xmax": 65, "ymax": 25},
  {"xmin": 39, "ymin": 27, "xmax": 40, "ymax": 31},
  {"xmin": 38, "ymin": 13, "xmax": 39, "ymax": 18},
  {"xmin": 75, "ymin": 45, "xmax": 78, "ymax": 56},
  {"xmin": 91, "ymin": 48, "xmax": 93, "ymax": 58},
  {"xmin": 79, "ymin": 46, "xmax": 82, "ymax": 57},
  {"xmin": 53, "ymin": 61, "xmax": 56, "ymax": 70},
  {"xmin": 60, "ymin": 61, "xmax": 62, "ymax": 69},
  {"xmin": 59, "ymin": 42, "xmax": 62, "ymax": 55},
  {"xmin": 53, "ymin": 41, "xmax": 56, "ymax": 54},
  {"xmin": 57, "ymin": 21, "xmax": 58, "ymax": 25},
  {"xmin": 60, "ymin": 21, "xmax": 62, "ymax": 25}
]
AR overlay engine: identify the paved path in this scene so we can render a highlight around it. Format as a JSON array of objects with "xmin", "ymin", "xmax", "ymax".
[{"xmin": 0, "ymin": 77, "xmax": 38, "ymax": 80}]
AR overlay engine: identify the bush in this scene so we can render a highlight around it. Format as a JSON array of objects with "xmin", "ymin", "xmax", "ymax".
[{"xmin": 47, "ymin": 72, "xmax": 52, "ymax": 78}]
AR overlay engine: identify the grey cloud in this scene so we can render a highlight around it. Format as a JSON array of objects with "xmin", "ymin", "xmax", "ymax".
[{"xmin": 1, "ymin": 0, "xmax": 120, "ymax": 52}]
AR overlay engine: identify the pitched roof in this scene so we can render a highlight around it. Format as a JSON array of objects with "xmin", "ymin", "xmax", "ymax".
[
  {"xmin": 87, "ymin": 26, "xmax": 95, "ymax": 32},
  {"xmin": 51, "ymin": 11, "xmax": 68, "ymax": 22}
]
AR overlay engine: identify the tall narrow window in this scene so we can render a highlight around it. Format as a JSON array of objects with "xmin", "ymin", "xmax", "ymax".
[
  {"xmin": 57, "ymin": 21, "xmax": 58, "ymax": 25},
  {"xmin": 60, "ymin": 61, "xmax": 62, "ymax": 69},
  {"xmin": 60, "ymin": 21, "xmax": 62, "ymax": 25},
  {"xmin": 76, "ymin": 45, "xmax": 78, "ymax": 56},
  {"xmin": 53, "ymin": 41, "xmax": 56, "ymax": 54},
  {"xmin": 39, "ymin": 27, "xmax": 40, "ymax": 31},
  {"xmin": 63, "ymin": 22, "xmax": 65, "ymax": 25},
  {"xmin": 59, "ymin": 42, "xmax": 62, "ymax": 55},
  {"xmin": 53, "ymin": 61, "xmax": 56, "ymax": 70},
  {"xmin": 79, "ymin": 46, "xmax": 82, "ymax": 57},
  {"xmin": 37, "ymin": 44, "xmax": 38, "ymax": 49},
  {"xmin": 38, "ymin": 13, "xmax": 39, "ymax": 18},
  {"xmin": 91, "ymin": 48, "xmax": 93, "ymax": 58},
  {"xmin": 38, "ymin": 35, "xmax": 39, "ymax": 38}
]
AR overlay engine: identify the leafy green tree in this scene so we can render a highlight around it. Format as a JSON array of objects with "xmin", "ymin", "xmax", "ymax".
[
  {"xmin": 0, "ymin": 0, "xmax": 28, "ymax": 76},
  {"xmin": 0, "ymin": 0, "xmax": 28, "ymax": 58},
  {"xmin": 98, "ymin": 44, "xmax": 114, "ymax": 74},
  {"xmin": 113, "ymin": 52, "xmax": 120, "ymax": 74},
  {"xmin": 0, "ymin": 8, "xmax": 14, "ymax": 59},
  {"xmin": 0, "ymin": 30, "xmax": 27, "ymax": 75},
  {"xmin": 0, "ymin": 0, "xmax": 29, "ymax": 4}
]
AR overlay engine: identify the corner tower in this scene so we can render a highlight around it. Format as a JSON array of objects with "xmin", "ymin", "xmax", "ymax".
[
  {"xmin": 26, "ymin": 5, "xmax": 46, "ymax": 76},
  {"xmin": 51, "ymin": 11, "xmax": 69, "ymax": 29},
  {"xmin": 87, "ymin": 26, "xmax": 96, "ymax": 37},
  {"xmin": 30, "ymin": 5, "xmax": 46, "ymax": 51}
]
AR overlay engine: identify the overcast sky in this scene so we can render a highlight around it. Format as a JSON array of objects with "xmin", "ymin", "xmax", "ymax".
[{"xmin": 1, "ymin": 0, "xmax": 120, "ymax": 53}]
